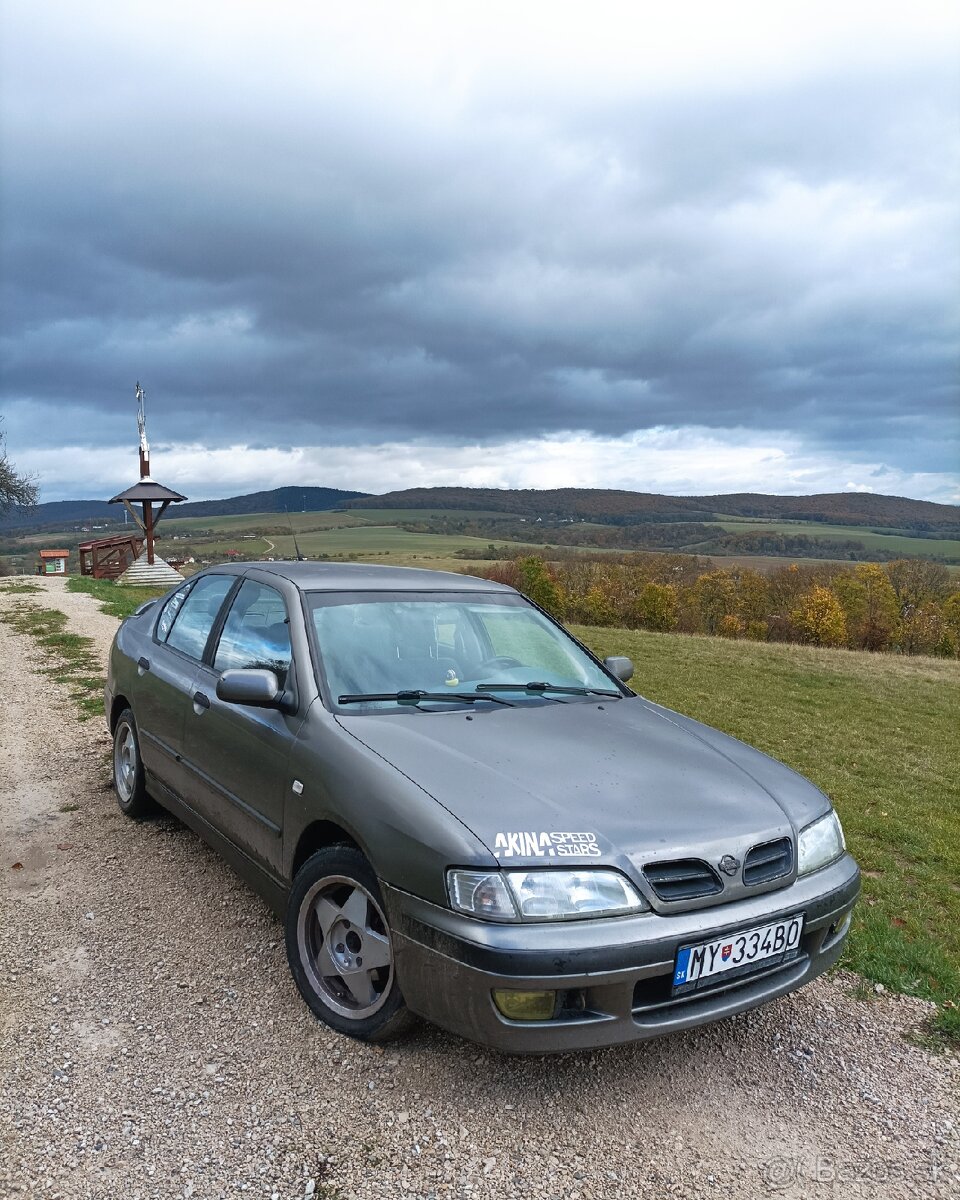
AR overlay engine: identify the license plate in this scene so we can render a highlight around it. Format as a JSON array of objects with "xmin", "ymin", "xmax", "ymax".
[{"xmin": 672, "ymin": 914, "xmax": 804, "ymax": 994}]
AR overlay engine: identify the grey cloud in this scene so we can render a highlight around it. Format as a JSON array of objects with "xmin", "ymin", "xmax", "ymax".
[{"xmin": 1, "ymin": 15, "xmax": 957, "ymax": 483}]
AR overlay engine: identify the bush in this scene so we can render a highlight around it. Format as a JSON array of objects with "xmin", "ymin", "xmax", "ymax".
[{"xmin": 718, "ymin": 614, "xmax": 745, "ymax": 639}]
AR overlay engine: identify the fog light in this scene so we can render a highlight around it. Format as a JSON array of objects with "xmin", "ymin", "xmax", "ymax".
[{"xmin": 492, "ymin": 989, "xmax": 557, "ymax": 1021}]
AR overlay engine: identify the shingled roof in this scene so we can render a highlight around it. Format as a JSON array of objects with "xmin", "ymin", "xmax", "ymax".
[{"xmin": 109, "ymin": 479, "xmax": 187, "ymax": 504}]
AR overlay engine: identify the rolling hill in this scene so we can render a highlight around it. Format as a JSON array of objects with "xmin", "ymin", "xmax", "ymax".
[
  {"xmin": 344, "ymin": 487, "xmax": 960, "ymax": 532},
  {"xmin": 0, "ymin": 486, "xmax": 370, "ymax": 532}
]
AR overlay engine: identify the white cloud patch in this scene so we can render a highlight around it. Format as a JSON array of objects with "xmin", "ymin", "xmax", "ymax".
[{"xmin": 19, "ymin": 428, "xmax": 959, "ymax": 505}]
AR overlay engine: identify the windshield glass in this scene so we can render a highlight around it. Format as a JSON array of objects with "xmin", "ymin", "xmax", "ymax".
[{"xmin": 307, "ymin": 590, "xmax": 618, "ymax": 709}]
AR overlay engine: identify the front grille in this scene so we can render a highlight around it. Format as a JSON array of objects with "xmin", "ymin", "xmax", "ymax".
[
  {"xmin": 643, "ymin": 858, "xmax": 723, "ymax": 902},
  {"xmin": 743, "ymin": 837, "xmax": 793, "ymax": 886}
]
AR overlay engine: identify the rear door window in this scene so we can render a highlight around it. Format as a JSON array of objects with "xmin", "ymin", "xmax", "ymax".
[{"xmin": 162, "ymin": 574, "xmax": 235, "ymax": 660}]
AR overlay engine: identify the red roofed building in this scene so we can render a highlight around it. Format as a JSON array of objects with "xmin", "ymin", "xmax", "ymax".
[{"xmin": 38, "ymin": 549, "xmax": 70, "ymax": 575}]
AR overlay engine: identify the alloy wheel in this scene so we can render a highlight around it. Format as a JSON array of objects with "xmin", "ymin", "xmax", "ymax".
[
  {"xmin": 297, "ymin": 874, "xmax": 394, "ymax": 1019},
  {"xmin": 114, "ymin": 723, "xmax": 138, "ymax": 804}
]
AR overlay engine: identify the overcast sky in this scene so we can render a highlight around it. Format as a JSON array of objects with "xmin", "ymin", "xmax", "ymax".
[{"xmin": 1, "ymin": 1, "xmax": 958, "ymax": 504}]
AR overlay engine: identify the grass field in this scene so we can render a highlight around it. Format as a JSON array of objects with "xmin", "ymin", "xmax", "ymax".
[
  {"xmin": 577, "ymin": 624, "xmax": 960, "ymax": 1042},
  {"xmin": 160, "ymin": 509, "xmax": 369, "ymax": 535},
  {"xmin": 339, "ymin": 507, "xmax": 517, "ymax": 523},
  {"xmin": 709, "ymin": 519, "xmax": 960, "ymax": 560},
  {"xmin": 67, "ymin": 575, "xmax": 170, "ymax": 618},
  {"xmin": 154, "ymin": 513, "xmax": 550, "ymax": 572}
]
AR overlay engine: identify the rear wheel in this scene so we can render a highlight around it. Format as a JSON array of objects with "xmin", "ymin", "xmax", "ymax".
[
  {"xmin": 112, "ymin": 708, "xmax": 155, "ymax": 820},
  {"xmin": 286, "ymin": 846, "xmax": 414, "ymax": 1042}
]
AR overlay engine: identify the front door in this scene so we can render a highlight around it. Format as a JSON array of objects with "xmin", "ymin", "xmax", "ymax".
[
  {"xmin": 136, "ymin": 574, "xmax": 236, "ymax": 799},
  {"xmin": 179, "ymin": 578, "xmax": 298, "ymax": 877}
]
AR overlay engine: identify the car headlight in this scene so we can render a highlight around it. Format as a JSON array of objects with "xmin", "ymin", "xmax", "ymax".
[
  {"xmin": 447, "ymin": 868, "xmax": 648, "ymax": 921},
  {"xmin": 797, "ymin": 810, "xmax": 846, "ymax": 875}
]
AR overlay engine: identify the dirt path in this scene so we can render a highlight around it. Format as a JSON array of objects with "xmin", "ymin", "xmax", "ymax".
[{"xmin": 0, "ymin": 579, "xmax": 957, "ymax": 1199}]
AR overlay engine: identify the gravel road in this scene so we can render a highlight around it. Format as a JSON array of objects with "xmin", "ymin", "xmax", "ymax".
[{"xmin": 1, "ymin": 578, "xmax": 957, "ymax": 1200}]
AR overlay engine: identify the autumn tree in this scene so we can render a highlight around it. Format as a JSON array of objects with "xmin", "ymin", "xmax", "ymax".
[
  {"xmin": 630, "ymin": 582, "xmax": 678, "ymax": 632},
  {"xmin": 939, "ymin": 592, "xmax": 960, "ymax": 658},
  {"xmin": 514, "ymin": 556, "xmax": 565, "ymax": 618},
  {"xmin": 735, "ymin": 570, "xmax": 771, "ymax": 626},
  {"xmin": 718, "ymin": 614, "xmax": 745, "ymax": 638},
  {"xmin": 690, "ymin": 570, "xmax": 737, "ymax": 635},
  {"xmin": 896, "ymin": 606, "xmax": 946, "ymax": 656},
  {"xmin": 835, "ymin": 563, "xmax": 899, "ymax": 650},
  {"xmin": 886, "ymin": 559, "xmax": 952, "ymax": 608},
  {"xmin": 791, "ymin": 585, "xmax": 847, "ymax": 647}
]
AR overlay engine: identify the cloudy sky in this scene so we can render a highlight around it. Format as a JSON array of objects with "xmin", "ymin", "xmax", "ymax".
[{"xmin": 1, "ymin": 1, "xmax": 958, "ymax": 504}]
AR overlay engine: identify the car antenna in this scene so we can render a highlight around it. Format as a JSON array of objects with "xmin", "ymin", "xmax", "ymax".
[{"xmin": 284, "ymin": 506, "xmax": 305, "ymax": 560}]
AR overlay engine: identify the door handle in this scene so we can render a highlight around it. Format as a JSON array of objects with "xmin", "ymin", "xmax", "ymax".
[
  {"xmin": 138, "ymin": 656, "xmax": 150, "ymax": 672},
  {"xmin": 193, "ymin": 691, "xmax": 210, "ymax": 709}
]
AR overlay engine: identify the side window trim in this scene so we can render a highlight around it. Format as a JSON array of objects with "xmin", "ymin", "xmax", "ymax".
[
  {"xmin": 152, "ymin": 579, "xmax": 197, "ymax": 646},
  {"xmin": 155, "ymin": 573, "xmax": 240, "ymax": 665},
  {"xmin": 200, "ymin": 575, "xmax": 245, "ymax": 666}
]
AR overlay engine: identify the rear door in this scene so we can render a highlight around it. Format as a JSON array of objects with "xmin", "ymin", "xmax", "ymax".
[
  {"xmin": 135, "ymin": 573, "xmax": 237, "ymax": 798},
  {"xmin": 180, "ymin": 577, "xmax": 299, "ymax": 877}
]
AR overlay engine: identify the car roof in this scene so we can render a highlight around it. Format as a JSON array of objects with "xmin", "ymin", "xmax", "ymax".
[{"xmin": 220, "ymin": 560, "xmax": 516, "ymax": 594}]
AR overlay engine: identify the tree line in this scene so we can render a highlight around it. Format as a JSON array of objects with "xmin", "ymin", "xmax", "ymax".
[
  {"xmin": 448, "ymin": 518, "xmax": 933, "ymax": 561},
  {"xmin": 478, "ymin": 554, "xmax": 960, "ymax": 658}
]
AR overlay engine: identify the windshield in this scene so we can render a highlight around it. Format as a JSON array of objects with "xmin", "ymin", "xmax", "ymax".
[{"xmin": 307, "ymin": 590, "xmax": 620, "ymax": 710}]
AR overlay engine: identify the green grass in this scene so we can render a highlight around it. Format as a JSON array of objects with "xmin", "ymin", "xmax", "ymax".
[
  {"xmin": 710, "ymin": 519, "xmax": 960, "ymax": 560},
  {"xmin": 572, "ymin": 623, "xmax": 960, "ymax": 1042},
  {"xmin": 0, "ymin": 580, "xmax": 44, "ymax": 593},
  {"xmin": 161, "ymin": 509, "xmax": 368, "ymax": 535},
  {"xmin": 176, "ymin": 525, "xmax": 550, "ymax": 566},
  {"xmin": 0, "ymin": 603, "xmax": 105, "ymax": 721},
  {"xmin": 67, "ymin": 575, "xmax": 170, "ymax": 619},
  {"xmin": 343, "ymin": 506, "xmax": 518, "ymax": 523}
]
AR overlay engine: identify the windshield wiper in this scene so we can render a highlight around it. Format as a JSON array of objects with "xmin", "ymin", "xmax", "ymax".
[
  {"xmin": 476, "ymin": 681, "xmax": 623, "ymax": 698},
  {"xmin": 339, "ymin": 690, "xmax": 514, "ymax": 707}
]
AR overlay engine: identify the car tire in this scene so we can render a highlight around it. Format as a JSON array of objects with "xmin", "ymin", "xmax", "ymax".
[
  {"xmin": 286, "ymin": 846, "xmax": 415, "ymax": 1042},
  {"xmin": 112, "ymin": 708, "xmax": 156, "ymax": 820}
]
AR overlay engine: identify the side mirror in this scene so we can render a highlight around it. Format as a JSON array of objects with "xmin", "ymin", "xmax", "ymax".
[
  {"xmin": 603, "ymin": 655, "xmax": 634, "ymax": 683},
  {"xmin": 216, "ymin": 668, "xmax": 282, "ymax": 707}
]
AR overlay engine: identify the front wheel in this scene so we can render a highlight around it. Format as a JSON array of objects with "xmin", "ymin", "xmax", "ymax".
[
  {"xmin": 112, "ymin": 709, "xmax": 155, "ymax": 820},
  {"xmin": 285, "ymin": 846, "xmax": 414, "ymax": 1042}
]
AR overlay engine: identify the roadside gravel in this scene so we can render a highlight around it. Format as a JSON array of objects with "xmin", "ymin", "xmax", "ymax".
[{"xmin": 1, "ymin": 578, "xmax": 956, "ymax": 1200}]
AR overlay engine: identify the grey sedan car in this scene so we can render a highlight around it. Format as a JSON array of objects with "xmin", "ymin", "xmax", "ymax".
[{"xmin": 105, "ymin": 562, "xmax": 859, "ymax": 1052}]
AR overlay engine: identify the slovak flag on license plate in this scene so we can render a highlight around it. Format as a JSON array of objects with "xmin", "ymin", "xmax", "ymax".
[{"xmin": 721, "ymin": 943, "xmax": 733, "ymax": 961}]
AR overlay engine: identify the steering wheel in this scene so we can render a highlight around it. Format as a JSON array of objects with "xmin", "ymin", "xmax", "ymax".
[{"xmin": 477, "ymin": 655, "xmax": 524, "ymax": 673}]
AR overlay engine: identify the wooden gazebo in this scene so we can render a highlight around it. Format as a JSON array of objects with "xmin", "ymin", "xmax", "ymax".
[
  {"xmin": 84, "ymin": 383, "xmax": 189, "ymax": 585},
  {"xmin": 108, "ymin": 477, "xmax": 187, "ymax": 566}
]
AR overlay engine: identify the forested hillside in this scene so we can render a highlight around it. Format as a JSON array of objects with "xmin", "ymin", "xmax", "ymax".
[{"xmin": 345, "ymin": 487, "xmax": 960, "ymax": 532}]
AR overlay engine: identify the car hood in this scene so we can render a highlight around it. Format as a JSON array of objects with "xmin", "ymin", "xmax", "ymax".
[{"xmin": 335, "ymin": 696, "xmax": 831, "ymax": 868}]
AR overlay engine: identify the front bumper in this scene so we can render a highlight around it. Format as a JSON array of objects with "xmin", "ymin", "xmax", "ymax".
[{"xmin": 384, "ymin": 853, "xmax": 860, "ymax": 1053}]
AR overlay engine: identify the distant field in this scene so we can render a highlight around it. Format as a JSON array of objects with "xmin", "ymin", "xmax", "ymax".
[
  {"xmin": 229, "ymin": 526, "xmax": 545, "ymax": 562},
  {"xmin": 575, "ymin": 623, "xmax": 960, "ymax": 1041},
  {"xmin": 341, "ymin": 507, "xmax": 517, "ymax": 523},
  {"xmin": 709, "ymin": 519, "xmax": 960, "ymax": 560},
  {"xmin": 6, "ymin": 503, "xmax": 960, "ymax": 579},
  {"xmin": 161, "ymin": 510, "xmax": 367, "ymax": 535}
]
